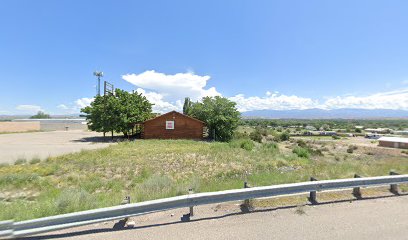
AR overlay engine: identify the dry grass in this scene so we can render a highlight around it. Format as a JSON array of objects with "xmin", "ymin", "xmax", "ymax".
[{"xmin": 0, "ymin": 139, "xmax": 407, "ymax": 221}]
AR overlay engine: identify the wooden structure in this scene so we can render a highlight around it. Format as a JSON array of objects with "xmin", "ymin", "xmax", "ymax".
[
  {"xmin": 142, "ymin": 111, "xmax": 205, "ymax": 139},
  {"xmin": 378, "ymin": 137, "xmax": 408, "ymax": 149}
]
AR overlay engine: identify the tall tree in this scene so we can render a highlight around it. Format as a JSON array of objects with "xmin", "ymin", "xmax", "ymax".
[
  {"xmin": 189, "ymin": 96, "xmax": 240, "ymax": 142},
  {"xmin": 30, "ymin": 111, "xmax": 51, "ymax": 119},
  {"xmin": 81, "ymin": 89, "xmax": 153, "ymax": 137},
  {"xmin": 182, "ymin": 97, "xmax": 192, "ymax": 115},
  {"xmin": 114, "ymin": 89, "xmax": 153, "ymax": 136}
]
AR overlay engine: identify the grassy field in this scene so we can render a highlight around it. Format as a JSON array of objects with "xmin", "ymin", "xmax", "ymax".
[{"xmin": 0, "ymin": 138, "xmax": 407, "ymax": 221}]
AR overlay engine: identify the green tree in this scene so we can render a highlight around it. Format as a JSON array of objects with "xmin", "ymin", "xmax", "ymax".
[
  {"xmin": 81, "ymin": 89, "xmax": 152, "ymax": 137},
  {"xmin": 30, "ymin": 111, "xmax": 51, "ymax": 119},
  {"xmin": 189, "ymin": 96, "xmax": 240, "ymax": 142},
  {"xmin": 182, "ymin": 97, "xmax": 192, "ymax": 115},
  {"xmin": 114, "ymin": 89, "xmax": 153, "ymax": 137}
]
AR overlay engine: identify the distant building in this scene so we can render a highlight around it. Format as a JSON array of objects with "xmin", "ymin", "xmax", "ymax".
[
  {"xmin": 365, "ymin": 133, "xmax": 381, "ymax": 139},
  {"xmin": 319, "ymin": 131, "xmax": 337, "ymax": 136},
  {"xmin": 378, "ymin": 137, "xmax": 408, "ymax": 149},
  {"xmin": 12, "ymin": 118, "xmax": 87, "ymax": 131},
  {"xmin": 142, "ymin": 111, "xmax": 206, "ymax": 140},
  {"xmin": 393, "ymin": 130, "xmax": 408, "ymax": 136},
  {"xmin": 305, "ymin": 125, "xmax": 317, "ymax": 131},
  {"xmin": 365, "ymin": 128, "xmax": 391, "ymax": 134}
]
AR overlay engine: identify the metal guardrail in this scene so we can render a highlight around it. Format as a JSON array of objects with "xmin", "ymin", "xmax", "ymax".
[{"xmin": 1, "ymin": 174, "xmax": 407, "ymax": 239}]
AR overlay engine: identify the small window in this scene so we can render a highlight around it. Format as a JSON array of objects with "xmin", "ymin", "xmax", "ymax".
[{"xmin": 166, "ymin": 121, "xmax": 174, "ymax": 130}]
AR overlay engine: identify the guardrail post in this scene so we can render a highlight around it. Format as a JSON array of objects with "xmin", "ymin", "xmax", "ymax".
[
  {"xmin": 240, "ymin": 181, "xmax": 252, "ymax": 213},
  {"xmin": 244, "ymin": 182, "xmax": 250, "ymax": 207},
  {"xmin": 181, "ymin": 189, "xmax": 194, "ymax": 222},
  {"xmin": 0, "ymin": 220, "xmax": 14, "ymax": 239},
  {"xmin": 113, "ymin": 196, "xmax": 131, "ymax": 229},
  {"xmin": 189, "ymin": 188, "xmax": 194, "ymax": 217},
  {"xmin": 352, "ymin": 174, "xmax": 362, "ymax": 199},
  {"xmin": 308, "ymin": 177, "xmax": 318, "ymax": 204},
  {"xmin": 390, "ymin": 171, "xmax": 400, "ymax": 195}
]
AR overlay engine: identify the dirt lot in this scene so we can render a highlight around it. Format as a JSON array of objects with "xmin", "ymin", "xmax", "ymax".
[{"xmin": 0, "ymin": 130, "xmax": 112, "ymax": 164}]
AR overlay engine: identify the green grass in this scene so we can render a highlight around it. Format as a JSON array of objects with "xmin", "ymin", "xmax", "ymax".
[{"xmin": 0, "ymin": 139, "xmax": 407, "ymax": 221}]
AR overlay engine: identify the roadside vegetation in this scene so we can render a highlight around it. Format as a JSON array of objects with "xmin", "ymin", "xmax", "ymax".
[{"xmin": 1, "ymin": 131, "xmax": 407, "ymax": 221}]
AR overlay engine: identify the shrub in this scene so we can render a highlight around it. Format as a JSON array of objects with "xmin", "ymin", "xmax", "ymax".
[
  {"xmin": 0, "ymin": 173, "xmax": 40, "ymax": 188},
  {"xmin": 296, "ymin": 139, "xmax": 307, "ymax": 148},
  {"xmin": 14, "ymin": 158, "xmax": 27, "ymax": 165},
  {"xmin": 0, "ymin": 163, "xmax": 9, "ymax": 168},
  {"xmin": 249, "ymin": 130, "xmax": 263, "ymax": 143},
  {"xmin": 240, "ymin": 139, "xmax": 255, "ymax": 151},
  {"xmin": 229, "ymin": 139, "xmax": 255, "ymax": 151},
  {"xmin": 346, "ymin": 145, "xmax": 357, "ymax": 153},
  {"xmin": 233, "ymin": 131, "xmax": 249, "ymax": 139},
  {"xmin": 332, "ymin": 135, "xmax": 341, "ymax": 140},
  {"xmin": 279, "ymin": 131, "xmax": 290, "ymax": 141},
  {"xmin": 292, "ymin": 147, "xmax": 310, "ymax": 159},
  {"xmin": 56, "ymin": 189, "xmax": 96, "ymax": 213},
  {"xmin": 29, "ymin": 158, "xmax": 41, "ymax": 164}
]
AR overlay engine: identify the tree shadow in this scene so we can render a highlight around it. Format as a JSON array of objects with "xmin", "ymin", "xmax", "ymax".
[
  {"xmin": 20, "ymin": 192, "xmax": 407, "ymax": 240},
  {"xmin": 70, "ymin": 135, "xmax": 141, "ymax": 143}
]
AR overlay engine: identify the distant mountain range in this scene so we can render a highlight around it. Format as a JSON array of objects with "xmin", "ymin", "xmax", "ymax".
[
  {"xmin": 0, "ymin": 114, "xmax": 82, "ymax": 120},
  {"xmin": 241, "ymin": 108, "xmax": 408, "ymax": 119}
]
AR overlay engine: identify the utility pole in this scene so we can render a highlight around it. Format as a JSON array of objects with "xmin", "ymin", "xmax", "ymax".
[{"xmin": 93, "ymin": 71, "xmax": 104, "ymax": 96}]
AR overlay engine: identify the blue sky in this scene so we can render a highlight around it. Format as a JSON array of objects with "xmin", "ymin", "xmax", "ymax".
[{"xmin": 1, "ymin": 0, "xmax": 408, "ymax": 114}]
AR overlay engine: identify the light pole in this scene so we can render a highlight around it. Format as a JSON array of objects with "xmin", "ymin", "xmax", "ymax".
[{"xmin": 93, "ymin": 71, "xmax": 104, "ymax": 96}]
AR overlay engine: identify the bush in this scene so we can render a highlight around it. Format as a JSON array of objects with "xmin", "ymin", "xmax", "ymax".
[
  {"xmin": 279, "ymin": 131, "xmax": 290, "ymax": 141},
  {"xmin": 347, "ymin": 145, "xmax": 358, "ymax": 154},
  {"xmin": 14, "ymin": 158, "xmax": 27, "ymax": 165},
  {"xmin": 332, "ymin": 135, "xmax": 341, "ymax": 140},
  {"xmin": 229, "ymin": 139, "xmax": 255, "ymax": 151},
  {"xmin": 29, "ymin": 158, "xmax": 41, "ymax": 164},
  {"xmin": 56, "ymin": 189, "xmax": 96, "ymax": 213},
  {"xmin": 292, "ymin": 147, "xmax": 310, "ymax": 159},
  {"xmin": 240, "ymin": 139, "xmax": 255, "ymax": 151},
  {"xmin": 233, "ymin": 131, "xmax": 249, "ymax": 139},
  {"xmin": 296, "ymin": 139, "xmax": 307, "ymax": 148},
  {"xmin": 249, "ymin": 130, "xmax": 263, "ymax": 143}
]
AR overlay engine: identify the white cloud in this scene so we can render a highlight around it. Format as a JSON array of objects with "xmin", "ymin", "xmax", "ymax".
[
  {"xmin": 136, "ymin": 88, "xmax": 180, "ymax": 113},
  {"xmin": 56, "ymin": 98, "xmax": 94, "ymax": 114},
  {"xmin": 402, "ymin": 80, "xmax": 408, "ymax": 85},
  {"xmin": 122, "ymin": 71, "xmax": 408, "ymax": 112},
  {"xmin": 323, "ymin": 89, "xmax": 408, "ymax": 110},
  {"xmin": 15, "ymin": 105, "xmax": 43, "ymax": 114},
  {"xmin": 123, "ymin": 70, "xmax": 220, "ymax": 101},
  {"xmin": 122, "ymin": 70, "xmax": 221, "ymax": 113},
  {"xmin": 229, "ymin": 92, "xmax": 319, "ymax": 112},
  {"xmin": 231, "ymin": 88, "xmax": 408, "ymax": 112},
  {"xmin": 57, "ymin": 104, "xmax": 69, "ymax": 110},
  {"xmin": 75, "ymin": 98, "xmax": 94, "ymax": 109}
]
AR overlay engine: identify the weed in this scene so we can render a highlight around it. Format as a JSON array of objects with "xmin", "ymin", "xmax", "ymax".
[
  {"xmin": 14, "ymin": 158, "xmax": 27, "ymax": 165},
  {"xmin": 347, "ymin": 145, "xmax": 358, "ymax": 154},
  {"xmin": 29, "ymin": 158, "xmax": 41, "ymax": 164},
  {"xmin": 293, "ymin": 147, "xmax": 310, "ymax": 159}
]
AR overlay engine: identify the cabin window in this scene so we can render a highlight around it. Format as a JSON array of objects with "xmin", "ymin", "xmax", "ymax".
[{"xmin": 166, "ymin": 121, "xmax": 174, "ymax": 130}]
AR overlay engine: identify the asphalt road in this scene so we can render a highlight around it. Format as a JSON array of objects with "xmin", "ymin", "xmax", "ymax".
[
  {"xmin": 0, "ymin": 130, "xmax": 112, "ymax": 164},
  {"xmin": 28, "ymin": 194, "xmax": 408, "ymax": 240}
]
